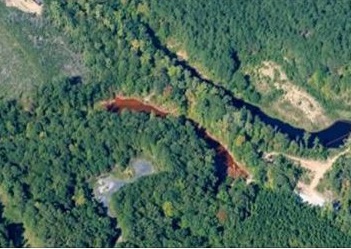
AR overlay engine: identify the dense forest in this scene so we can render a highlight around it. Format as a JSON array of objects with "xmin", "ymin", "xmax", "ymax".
[
  {"xmin": 320, "ymin": 155, "xmax": 351, "ymax": 234},
  {"xmin": 0, "ymin": 0, "xmax": 351, "ymax": 247},
  {"xmin": 0, "ymin": 80, "xmax": 349, "ymax": 246},
  {"xmin": 0, "ymin": 79, "xmax": 219, "ymax": 246},
  {"xmin": 134, "ymin": 0, "xmax": 351, "ymax": 123}
]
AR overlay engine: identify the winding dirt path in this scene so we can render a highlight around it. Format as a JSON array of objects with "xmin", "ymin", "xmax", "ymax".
[{"xmin": 265, "ymin": 149, "xmax": 349, "ymax": 205}]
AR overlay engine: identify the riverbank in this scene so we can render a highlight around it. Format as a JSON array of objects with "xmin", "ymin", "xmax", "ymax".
[
  {"xmin": 104, "ymin": 95, "xmax": 169, "ymax": 117},
  {"xmin": 103, "ymin": 96, "xmax": 249, "ymax": 180},
  {"xmin": 155, "ymin": 32, "xmax": 351, "ymax": 148}
]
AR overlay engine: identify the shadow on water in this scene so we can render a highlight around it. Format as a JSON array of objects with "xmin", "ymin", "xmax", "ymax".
[
  {"xmin": 142, "ymin": 22, "xmax": 351, "ymax": 149},
  {"xmin": 7, "ymin": 223, "xmax": 25, "ymax": 247},
  {"xmin": 68, "ymin": 76, "xmax": 82, "ymax": 85}
]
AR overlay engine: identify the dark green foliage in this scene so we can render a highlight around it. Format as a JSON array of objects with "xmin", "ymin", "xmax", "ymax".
[
  {"xmin": 321, "ymin": 155, "xmax": 351, "ymax": 234},
  {"xmin": 221, "ymin": 190, "xmax": 351, "ymax": 247},
  {"xmin": 0, "ymin": 204, "xmax": 24, "ymax": 247},
  {"xmin": 113, "ymin": 175, "xmax": 351, "ymax": 247},
  {"xmin": 0, "ymin": 80, "xmax": 217, "ymax": 247},
  {"xmin": 42, "ymin": 0, "xmax": 329, "ymax": 162},
  {"xmin": 267, "ymin": 155, "xmax": 304, "ymax": 191},
  {"xmin": 0, "ymin": 78, "xmax": 348, "ymax": 247},
  {"xmin": 323, "ymin": 156, "xmax": 351, "ymax": 195},
  {"xmin": 135, "ymin": 0, "xmax": 351, "ymax": 113},
  {"xmin": 0, "ymin": 0, "xmax": 350, "ymax": 247}
]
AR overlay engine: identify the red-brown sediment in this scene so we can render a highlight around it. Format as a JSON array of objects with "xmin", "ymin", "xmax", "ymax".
[{"xmin": 104, "ymin": 96, "xmax": 249, "ymax": 179}]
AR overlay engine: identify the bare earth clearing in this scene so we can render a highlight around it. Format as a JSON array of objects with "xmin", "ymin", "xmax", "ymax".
[
  {"xmin": 256, "ymin": 61, "xmax": 331, "ymax": 130},
  {"xmin": 4, "ymin": 0, "xmax": 42, "ymax": 15},
  {"xmin": 176, "ymin": 49, "xmax": 189, "ymax": 61},
  {"xmin": 167, "ymin": 42, "xmax": 330, "ymax": 130},
  {"xmin": 266, "ymin": 149, "xmax": 350, "ymax": 206},
  {"xmin": 94, "ymin": 159, "xmax": 155, "ymax": 216},
  {"xmin": 0, "ymin": 18, "xmax": 44, "ymax": 98}
]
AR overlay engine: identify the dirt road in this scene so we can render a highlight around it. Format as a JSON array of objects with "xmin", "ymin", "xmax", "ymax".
[{"xmin": 266, "ymin": 149, "xmax": 349, "ymax": 205}]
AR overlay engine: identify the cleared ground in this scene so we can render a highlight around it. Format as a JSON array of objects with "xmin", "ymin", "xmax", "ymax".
[
  {"xmin": 253, "ymin": 61, "xmax": 331, "ymax": 131},
  {"xmin": 0, "ymin": 21, "xmax": 44, "ymax": 98},
  {"xmin": 0, "ymin": 2, "xmax": 87, "ymax": 100},
  {"xmin": 266, "ymin": 149, "xmax": 350, "ymax": 206},
  {"xmin": 94, "ymin": 159, "xmax": 155, "ymax": 216},
  {"xmin": 4, "ymin": 0, "xmax": 42, "ymax": 15}
]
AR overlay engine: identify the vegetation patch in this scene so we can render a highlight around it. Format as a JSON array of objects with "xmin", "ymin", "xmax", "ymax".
[
  {"xmin": 1, "ymin": 0, "xmax": 351, "ymax": 246},
  {"xmin": 141, "ymin": 0, "xmax": 351, "ymax": 127},
  {"xmin": 0, "ymin": 3, "xmax": 87, "ymax": 99}
]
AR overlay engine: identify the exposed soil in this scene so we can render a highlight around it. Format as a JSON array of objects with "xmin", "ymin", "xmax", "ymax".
[
  {"xmin": 176, "ymin": 50, "xmax": 189, "ymax": 61},
  {"xmin": 147, "ymin": 28, "xmax": 351, "ymax": 149},
  {"xmin": 265, "ymin": 149, "xmax": 349, "ymax": 205},
  {"xmin": 104, "ymin": 96, "xmax": 169, "ymax": 117},
  {"xmin": 94, "ymin": 159, "xmax": 155, "ymax": 216},
  {"xmin": 257, "ymin": 61, "xmax": 330, "ymax": 129},
  {"xmin": 4, "ymin": 0, "xmax": 42, "ymax": 15},
  {"xmin": 104, "ymin": 96, "xmax": 249, "ymax": 179},
  {"xmin": 166, "ymin": 40, "xmax": 189, "ymax": 61}
]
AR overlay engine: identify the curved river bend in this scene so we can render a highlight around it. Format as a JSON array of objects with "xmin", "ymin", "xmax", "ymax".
[
  {"xmin": 174, "ymin": 50, "xmax": 351, "ymax": 149},
  {"xmin": 142, "ymin": 23, "xmax": 351, "ymax": 149},
  {"xmin": 105, "ymin": 97, "xmax": 249, "ymax": 180}
]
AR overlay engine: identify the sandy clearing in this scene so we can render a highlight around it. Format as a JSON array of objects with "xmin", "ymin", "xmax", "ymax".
[
  {"xmin": 257, "ymin": 61, "xmax": 330, "ymax": 128},
  {"xmin": 265, "ymin": 149, "xmax": 350, "ymax": 205},
  {"xmin": 4, "ymin": 0, "xmax": 42, "ymax": 15},
  {"xmin": 297, "ymin": 186, "xmax": 326, "ymax": 206},
  {"xmin": 176, "ymin": 50, "xmax": 189, "ymax": 61}
]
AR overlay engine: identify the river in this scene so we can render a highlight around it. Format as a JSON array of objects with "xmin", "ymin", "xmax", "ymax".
[
  {"xmin": 105, "ymin": 96, "xmax": 249, "ymax": 180},
  {"xmin": 142, "ymin": 22, "xmax": 351, "ymax": 149}
]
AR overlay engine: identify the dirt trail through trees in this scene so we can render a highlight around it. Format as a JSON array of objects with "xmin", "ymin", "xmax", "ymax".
[{"xmin": 266, "ymin": 149, "xmax": 350, "ymax": 205}]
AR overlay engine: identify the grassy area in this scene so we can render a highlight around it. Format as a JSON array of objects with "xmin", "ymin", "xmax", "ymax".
[{"xmin": 0, "ymin": 3, "xmax": 87, "ymax": 100}]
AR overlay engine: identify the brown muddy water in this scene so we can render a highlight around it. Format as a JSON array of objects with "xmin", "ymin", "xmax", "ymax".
[{"xmin": 105, "ymin": 96, "xmax": 248, "ymax": 179}]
